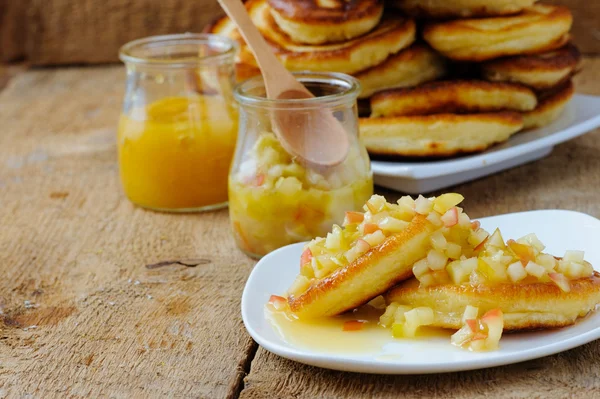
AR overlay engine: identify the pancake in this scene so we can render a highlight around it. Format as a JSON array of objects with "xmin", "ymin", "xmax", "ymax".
[
  {"xmin": 288, "ymin": 214, "xmax": 436, "ymax": 319},
  {"xmin": 423, "ymin": 4, "xmax": 573, "ymax": 61},
  {"xmin": 482, "ymin": 44, "xmax": 581, "ymax": 90},
  {"xmin": 370, "ymin": 80, "xmax": 537, "ymax": 117},
  {"xmin": 357, "ymin": 98, "xmax": 372, "ymax": 117},
  {"xmin": 385, "ymin": 272, "xmax": 600, "ymax": 331},
  {"xmin": 523, "ymin": 80, "xmax": 574, "ymax": 130},
  {"xmin": 355, "ymin": 44, "xmax": 446, "ymax": 99},
  {"xmin": 389, "ymin": 0, "xmax": 536, "ymax": 18},
  {"xmin": 268, "ymin": 0, "xmax": 384, "ymax": 44},
  {"xmin": 360, "ymin": 112, "xmax": 523, "ymax": 157},
  {"xmin": 235, "ymin": 63, "xmax": 261, "ymax": 82},
  {"xmin": 208, "ymin": 0, "xmax": 416, "ymax": 74}
]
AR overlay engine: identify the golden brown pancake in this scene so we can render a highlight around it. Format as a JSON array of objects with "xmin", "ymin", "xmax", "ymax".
[
  {"xmin": 523, "ymin": 80, "xmax": 574, "ymax": 130},
  {"xmin": 357, "ymin": 98, "xmax": 372, "ymax": 117},
  {"xmin": 386, "ymin": 272, "xmax": 600, "ymax": 331},
  {"xmin": 235, "ymin": 63, "xmax": 262, "ymax": 82},
  {"xmin": 288, "ymin": 215, "xmax": 436, "ymax": 319},
  {"xmin": 423, "ymin": 4, "xmax": 573, "ymax": 61},
  {"xmin": 355, "ymin": 44, "xmax": 446, "ymax": 99},
  {"xmin": 207, "ymin": 0, "xmax": 416, "ymax": 74},
  {"xmin": 370, "ymin": 80, "xmax": 537, "ymax": 117},
  {"xmin": 268, "ymin": 0, "xmax": 384, "ymax": 44},
  {"xmin": 482, "ymin": 44, "xmax": 581, "ymax": 90},
  {"xmin": 360, "ymin": 112, "xmax": 523, "ymax": 157},
  {"xmin": 389, "ymin": 0, "xmax": 536, "ymax": 18}
]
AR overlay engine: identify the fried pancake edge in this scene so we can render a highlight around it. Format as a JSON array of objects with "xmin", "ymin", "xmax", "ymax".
[
  {"xmin": 386, "ymin": 271, "xmax": 600, "ymax": 330},
  {"xmin": 523, "ymin": 80, "xmax": 574, "ymax": 130},
  {"xmin": 288, "ymin": 215, "xmax": 435, "ymax": 319},
  {"xmin": 482, "ymin": 44, "xmax": 581, "ymax": 90},
  {"xmin": 360, "ymin": 112, "xmax": 523, "ymax": 157},
  {"xmin": 422, "ymin": 5, "xmax": 573, "ymax": 61},
  {"xmin": 370, "ymin": 80, "xmax": 537, "ymax": 117}
]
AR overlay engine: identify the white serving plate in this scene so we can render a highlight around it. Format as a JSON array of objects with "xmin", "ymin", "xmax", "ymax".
[
  {"xmin": 371, "ymin": 94, "xmax": 600, "ymax": 193},
  {"xmin": 242, "ymin": 210, "xmax": 600, "ymax": 374}
]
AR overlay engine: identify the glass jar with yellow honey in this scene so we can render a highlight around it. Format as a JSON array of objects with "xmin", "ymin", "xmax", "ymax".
[
  {"xmin": 229, "ymin": 72, "xmax": 374, "ymax": 258},
  {"xmin": 118, "ymin": 34, "xmax": 238, "ymax": 212}
]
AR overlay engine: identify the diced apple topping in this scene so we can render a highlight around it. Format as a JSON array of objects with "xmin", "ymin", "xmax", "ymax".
[
  {"xmin": 287, "ymin": 275, "xmax": 311, "ymax": 296},
  {"xmin": 300, "ymin": 247, "xmax": 313, "ymax": 268},
  {"xmin": 415, "ymin": 195, "xmax": 433, "ymax": 215},
  {"xmin": 343, "ymin": 211, "xmax": 364, "ymax": 225},
  {"xmin": 292, "ymin": 193, "xmax": 468, "ymax": 296},
  {"xmin": 268, "ymin": 295, "xmax": 288, "ymax": 311},
  {"xmin": 410, "ymin": 201, "xmax": 483, "ymax": 287},
  {"xmin": 385, "ymin": 306, "xmax": 434, "ymax": 338},
  {"xmin": 525, "ymin": 261, "xmax": 546, "ymax": 278},
  {"xmin": 549, "ymin": 272, "xmax": 571, "ymax": 292},
  {"xmin": 507, "ymin": 261, "xmax": 527, "ymax": 282},
  {"xmin": 564, "ymin": 250, "xmax": 585, "ymax": 263},
  {"xmin": 451, "ymin": 307, "xmax": 504, "ymax": 351},
  {"xmin": 441, "ymin": 208, "xmax": 459, "ymax": 227},
  {"xmin": 433, "ymin": 193, "xmax": 465, "ymax": 214},
  {"xmin": 342, "ymin": 320, "xmax": 365, "ymax": 331},
  {"xmin": 419, "ymin": 225, "xmax": 593, "ymax": 289}
]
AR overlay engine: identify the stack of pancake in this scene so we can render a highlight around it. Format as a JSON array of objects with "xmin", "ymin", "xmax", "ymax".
[
  {"xmin": 206, "ymin": 0, "xmax": 581, "ymax": 159},
  {"xmin": 206, "ymin": 0, "xmax": 445, "ymax": 104}
]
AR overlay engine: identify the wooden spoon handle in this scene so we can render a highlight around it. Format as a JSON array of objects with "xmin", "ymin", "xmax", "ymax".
[{"xmin": 217, "ymin": 0, "xmax": 295, "ymax": 94}]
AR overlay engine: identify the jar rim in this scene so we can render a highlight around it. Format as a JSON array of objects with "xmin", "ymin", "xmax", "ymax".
[
  {"xmin": 119, "ymin": 33, "xmax": 237, "ymax": 68},
  {"xmin": 234, "ymin": 71, "xmax": 361, "ymax": 109}
]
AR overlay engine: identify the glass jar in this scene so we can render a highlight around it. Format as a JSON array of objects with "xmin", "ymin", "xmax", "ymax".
[
  {"xmin": 229, "ymin": 72, "xmax": 374, "ymax": 258},
  {"xmin": 118, "ymin": 34, "xmax": 238, "ymax": 212}
]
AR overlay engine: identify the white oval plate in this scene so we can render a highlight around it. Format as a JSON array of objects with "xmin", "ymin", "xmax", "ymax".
[
  {"xmin": 241, "ymin": 210, "xmax": 600, "ymax": 374},
  {"xmin": 371, "ymin": 94, "xmax": 600, "ymax": 194}
]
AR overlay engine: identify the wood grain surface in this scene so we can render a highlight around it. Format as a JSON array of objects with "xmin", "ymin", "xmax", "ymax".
[
  {"xmin": 0, "ymin": 67, "xmax": 256, "ymax": 398},
  {"xmin": 6, "ymin": 0, "xmax": 598, "ymax": 66},
  {"xmin": 0, "ymin": 60, "xmax": 599, "ymax": 398}
]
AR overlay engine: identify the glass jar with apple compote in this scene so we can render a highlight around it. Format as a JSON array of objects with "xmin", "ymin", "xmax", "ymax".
[{"xmin": 229, "ymin": 72, "xmax": 373, "ymax": 258}]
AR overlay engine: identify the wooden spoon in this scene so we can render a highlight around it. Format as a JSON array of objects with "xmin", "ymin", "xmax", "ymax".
[{"xmin": 217, "ymin": 0, "xmax": 350, "ymax": 167}]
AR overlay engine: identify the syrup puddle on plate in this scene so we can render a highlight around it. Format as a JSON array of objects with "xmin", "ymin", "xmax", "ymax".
[{"xmin": 265, "ymin": 304, "xmax": 452, "ymax": 356}]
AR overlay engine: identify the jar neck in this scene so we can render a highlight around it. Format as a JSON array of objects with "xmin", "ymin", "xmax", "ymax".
[
  {"xmin": 119, "ymin": 33, "xmax": 237, "ymax": 71},
  {"xmin": 234, "ymin": 72, "xmax": 361, "ymax": 111}
]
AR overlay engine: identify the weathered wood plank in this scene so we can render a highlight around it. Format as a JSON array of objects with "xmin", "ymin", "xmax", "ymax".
[
  {"xmin": 239, "ymin": 58, "xmax": 600, "ymax": 398},
  {"xmin": 0, "ymin": 67, "xmax": 256, "ymax": 398}
]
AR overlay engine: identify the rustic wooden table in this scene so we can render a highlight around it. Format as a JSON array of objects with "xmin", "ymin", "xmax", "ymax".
[{"xmin": 1, "ymin": 59, "xmax": 600, "ymax": 398}]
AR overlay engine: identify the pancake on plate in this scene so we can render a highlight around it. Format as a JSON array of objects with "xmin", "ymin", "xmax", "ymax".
[
  {"xmin": 360, "ymin": 112, "xmax": 523, "ymax": 157},
  {"xmin": 386, "ymin": 273, "xmax": 600, "ymax": 331},
  {"xmin": 423, "ymin": 4, "xmax": 572, "ymax": 61},
  {"xmin": 370, "ymin": 80, "xmax": 537, "ymax": 117},
  {"xmin": 389, "ymin": 0, "xmax": 536, "ymax": 18},
  {"xmin": 268, "ymin": 0, "xmax": 384, "ymax": 44},
  {"xmin": 523, "ymin": 80, "xmax": 574, "ymax": 130},
  {"xmin": 355, "ymin": 44, "xmax": 446, "ymax": 99},
  {"xmin": 383, "ymin": 227, "xmax": 600, "ymax": 332},
  {"xmin": 285, "ymin": 193, "xmax": 477, "ymax": 319},
  {"xmin": 482, "ymin": 43, "xmax": 581, "ymax": 90},
  {"xmin": 209, "ymin": 0, "xmax": 416, "ymax": 75}
]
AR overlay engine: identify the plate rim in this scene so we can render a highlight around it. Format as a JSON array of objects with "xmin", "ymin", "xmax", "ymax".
[
  {"xmin": 370, "ymin": 94, "xmax": 600, "ymax": 179},
  {"xmin": 241, "ymin": 209, "xmax": 600, "ymax": 374}
]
